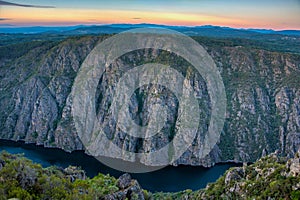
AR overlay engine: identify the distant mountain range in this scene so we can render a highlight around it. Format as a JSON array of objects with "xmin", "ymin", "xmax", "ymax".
[{"xmin": 0, "ymin": 23, "xmax": 300, "ymax": 37}]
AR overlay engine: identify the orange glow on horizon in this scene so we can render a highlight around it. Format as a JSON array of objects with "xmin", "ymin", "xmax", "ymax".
[{"xmin": 1, "ymin": 7, "xmax": 299, "ymax": 30}]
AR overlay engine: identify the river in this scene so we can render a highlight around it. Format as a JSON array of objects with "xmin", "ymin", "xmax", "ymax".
[{"xmin": 0, "ymin": 139, "xmax": 240, "ymax": 192}]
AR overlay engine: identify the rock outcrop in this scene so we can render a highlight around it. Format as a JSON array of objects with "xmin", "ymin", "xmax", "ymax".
[
  {"xmin": 63, "ymin": 166, "xmax": 87, "ymax": 182},
  {"xmin": 287, "ymin": 148, "xmax": 300, "ymax": 177},
  {"xmin": 105, "ymin": 173, "xmax": 145, "ymax": 200},
  {"xmin": 193, "ymin": 150, "xmax": 300, "ymax": 200}
]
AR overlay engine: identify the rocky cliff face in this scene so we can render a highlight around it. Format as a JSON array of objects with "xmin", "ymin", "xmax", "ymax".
[{"xmin": 0, "ymin": 35, "xmax": 299, "ymax": 167}]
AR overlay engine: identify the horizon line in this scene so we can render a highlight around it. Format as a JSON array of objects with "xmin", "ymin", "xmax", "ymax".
[{"xmin": 0, "ymin": 23, "xmax": 300, "ymax": 31}]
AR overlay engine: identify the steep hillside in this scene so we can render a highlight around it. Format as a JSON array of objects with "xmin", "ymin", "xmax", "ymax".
[{"xmin": 0, "ymin": 34, "xmax": 300, "ymax": 167}]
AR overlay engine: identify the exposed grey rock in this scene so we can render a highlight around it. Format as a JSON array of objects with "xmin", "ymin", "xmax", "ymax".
[
  {"xmin": 117, "ymin": 173, "xmax": 132, "ymax": 189},
  {"xmin": 0, "ymin": 35, "xmax": 300, "ymax": 168},
  {"xmin": 225, "ymin": 167, "xmax": 244, "ymax": 185},
  {"xmin": 63, "ymin": 166, "xmax": 86, "ymax": 182},
  {"xmin": 287, "ymin": 148, "xmax": 300, "ymax": 177},
  {"xmin": 105, "ymin": 173, "xmax": 145, "ymax": 200}
]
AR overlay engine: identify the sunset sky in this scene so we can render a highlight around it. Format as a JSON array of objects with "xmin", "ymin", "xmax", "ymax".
[{"xmin": 0, "ymin": 0, "xmax": 299, "ymax": 30}]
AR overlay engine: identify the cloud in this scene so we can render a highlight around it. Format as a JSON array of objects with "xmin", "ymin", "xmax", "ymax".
[
  {"xmin": 0, "ymin": 18, "xmax": 11, "ymax": 20},
  {"xmin": 0, "ymin": 0, "xmax": 55, "ymax": 8},
  {"xmin": 132, "ymin": 17, "xmax": 142, "ymax": 20}
]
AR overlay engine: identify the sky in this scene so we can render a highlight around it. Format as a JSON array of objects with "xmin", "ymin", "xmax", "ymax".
[{"xmin": 0, "ymin": 0, "xmax": 299, "ymax": 30}]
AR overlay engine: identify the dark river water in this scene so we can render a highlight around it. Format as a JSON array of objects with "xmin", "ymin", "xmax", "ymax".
[{"xmin": 0, "ymin": 139, "xmax": 240, "ymax": 192}]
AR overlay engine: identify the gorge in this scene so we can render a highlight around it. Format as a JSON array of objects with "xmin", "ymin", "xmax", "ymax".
[{"xmin": 0, "ymin": 30, "xmax": 300, "ymax": 169}]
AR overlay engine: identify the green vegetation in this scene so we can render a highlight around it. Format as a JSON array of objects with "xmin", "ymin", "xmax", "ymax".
[
  {"xmin": 193, "ymin": 35, "xmax": 300, "ymax": 55},
  {"xmin": 0, "ymin": 151, "xmax": 118, "ymax": 200},
  {"xmin": 197, "ymin": 154, "xmax": 300, "ymax": 200},
  {"xmin": 0, "ymin": 151, "xmax": 299, "ymax": 199}
]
